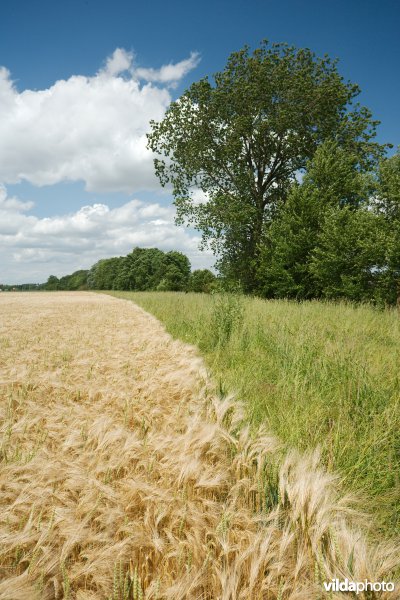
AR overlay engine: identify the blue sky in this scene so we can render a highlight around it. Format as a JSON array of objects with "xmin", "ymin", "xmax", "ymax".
[{"xmin": 1, "ymin": 0, "xmax": 399, "ymax": 283}]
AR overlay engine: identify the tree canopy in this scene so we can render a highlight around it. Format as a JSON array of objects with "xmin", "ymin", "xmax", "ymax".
[
  {"xmin": 86, "ymin": 248, "xmax": 191, "ymax": 292},
  {"xmin": 188, "ymin": 269, "xmax": 217, "ymax": 293},
  {"xmin": 147, "ymin": 41, "xmax": 386, "ymax": 292}
]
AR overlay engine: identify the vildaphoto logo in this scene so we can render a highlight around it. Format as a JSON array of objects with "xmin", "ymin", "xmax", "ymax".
[{"xmin": 323, "ymin": 578, "xmax": 395, "ymax": 594}]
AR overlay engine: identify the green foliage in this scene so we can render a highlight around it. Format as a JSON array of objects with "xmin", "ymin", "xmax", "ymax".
[
  {"xmin": 210, "ymin": 291, "xmax": 244, "ymax": 346},
  {"xmin": 0, "ymin": 283, "xmax": 41, "ymax": 291},
  {"xmin": 86, "ymin": 248, "xmax": 191, "ymax": 292},
  {"xmin": 57, "ymin": 270, "xmax": 89, "ymax": 291},
  {"xmin": 10, "ymin": 248, "xmax": 192, "ymax": 293},
  {"xmin": 301, "ymin": 139, "xmax": 374, "ymax": 209},
  {"xmin": 376, "ymin": 151, "xmax": 400, "ymax": 220},
  {"xmin": 147, "ymin": 41, "xmax": 384, "ymax": 292},
  {"xmin": 188, "ymin": 269, "xmax": 217, "ymax": 293},
  {"xmin": 157, "ymin": 251, "xmax": 191, "ymax": 291},
  {"xmin": 373, "ymin": 152, "xmax": 400, "ymax": 304},
  {"xmin": 310, "ymin": 208, "xmax": 391, "ymax": 303},
  {"xmin": 3, "ymin": 271, "xmax": 88, "ymax": 292},
  {"xmin": 258, "ymin": 183, "xmax": 322, "ymax": 299},
  {"xmin": 121, "ymin": 248, "xmax": 165, "ymax": 290},
  {"xmin": 258, "ymin": 141, "xmax": 378, "ymax": 300},
  {"xmin": 307, "ymin": 149, "xmax": 400, "ymax": 306},
  {"xmin": 45, "ymin": 275, "xmax": 60, "ymax": 291},
  {"xmin": 87, "ymin": 257, "xmax": 125, "ymax": 290}
]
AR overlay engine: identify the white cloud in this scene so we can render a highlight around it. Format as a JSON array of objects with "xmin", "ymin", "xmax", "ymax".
[
  {"xmin": 0, "ymin": 184, "xmax": 34, "ymax": 212},
  {"xmin": 134, "ymin": 52, "xmax": 201, "ymax": 84},
  {"xmin": 102, "ymin": 48, "xmax": 133, "ymax": 77},
  {"xmin": 0, "ymin": 187, "xmax": 214, "ymax": 284},
  {"xmin": 0, "ymin": 50, "xmax": 210, "ymax": 284},
  {"xmin": 0, "ymin": 48, "xmax": 200, "ymax": 193},
  {"xmin": 191, "ymin": 188, "xmax": 210, "ymax": 205}
]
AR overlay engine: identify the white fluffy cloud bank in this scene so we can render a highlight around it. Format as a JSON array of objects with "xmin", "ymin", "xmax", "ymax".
[
  {"xmin": 0, "ymin": 48, "xmax": 199, "ymax": 193},
  {"xmin": 0, "ymin": 49, "xmax": 214, "ymax": 283},
  {"xmin": 0, "ymin": 185, "xmax": 213, "ymax": 283}
]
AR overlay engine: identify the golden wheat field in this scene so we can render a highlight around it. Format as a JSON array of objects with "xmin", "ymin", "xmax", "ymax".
[{"xmin": 0, "ymin": 292, "xmax": 398, "ymax": 599}]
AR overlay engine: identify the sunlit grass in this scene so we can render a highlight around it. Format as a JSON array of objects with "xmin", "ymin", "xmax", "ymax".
[{"xmin": 107, "ymin": 291, "xmax": 400, "ymax": 536}]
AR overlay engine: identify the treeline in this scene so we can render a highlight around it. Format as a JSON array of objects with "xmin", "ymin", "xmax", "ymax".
[
  {"xmin": 88, "ymin": 248, "xmax": 190, "ymax": 291},
  {"xmin": 44, "ymin": 270, "xmax": 89, "ymax": 291},
  {"xmin": 0, "ymin": 283, "xmax": 41, "ymax": 292},
  {"xmin": 40, "ymin": 248, "xmax": 217, "ymax": 293}
]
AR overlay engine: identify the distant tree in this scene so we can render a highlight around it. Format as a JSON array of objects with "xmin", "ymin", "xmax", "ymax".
[
  {"xmin": 120, "ymin": 248, "xmax": 166, "ymax": 290},
  {"xmin": 189, "ymin": 269, "xmax": 217, "ymax": 293},
  {"xmin": 58, "ymin": 270, "xmax": 88, "ymax": 290},
  {"xmin": 45, "ymin": 275, "xmax": 60, "ymax": 291},
  {"xmin": 68, "ymin": 270, "xmax": 89, "ymax": 290},
  {"xmin": 87, "ymin": 257, "xmax": 125, "ymax": 290},
  {"xmin": 148, "ymin": 41, "xmax": 385, "ymax": 292},
  {"xmin": 112, "ymin": 257, "xmax": 130, "ymax": 290},
  {"xmin": 161, "ymin": 251, "xmax": 191, "ymax": 291},
  {"xmin": 157, "ymin": 265, "xmax": 183, "ymax": 291},
  {"xmin": 58, "ymin": 275, "xmax": 70, "ymax": 290},
  {"xmin": 86, "ymin": 248, "xmax": 192, "ymax": 292}
]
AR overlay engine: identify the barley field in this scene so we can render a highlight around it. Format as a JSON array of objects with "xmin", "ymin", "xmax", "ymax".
[{"xmin": 0, "ymin": 292, "xmax": 398, "ymax": 599}]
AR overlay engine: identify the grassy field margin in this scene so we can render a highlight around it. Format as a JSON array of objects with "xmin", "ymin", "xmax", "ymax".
[{"xmin": 106, "ymin": 291, "xmax": 400, "ymax": 538}]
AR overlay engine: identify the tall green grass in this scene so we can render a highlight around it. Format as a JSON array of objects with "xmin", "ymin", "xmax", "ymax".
[{"xmin": 107, "ymin": 291, "xmax": 400, "ymax": 536}]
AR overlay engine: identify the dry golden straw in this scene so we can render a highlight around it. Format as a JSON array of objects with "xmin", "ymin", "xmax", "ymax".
[{"xmin": 0, "ymin": 292, "xmax": 398, "ymax": 599}]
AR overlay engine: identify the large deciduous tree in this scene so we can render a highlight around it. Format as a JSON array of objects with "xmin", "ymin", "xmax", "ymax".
[{"xmin": 147, "ymin": 41, "xmax": 384, "ymax": 292}]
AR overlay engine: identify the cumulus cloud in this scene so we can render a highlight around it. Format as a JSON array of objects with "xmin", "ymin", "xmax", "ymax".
[
  {"xmin": 134, "ymin": 51, "xmax": 201, "ymax": 84},
  {"xmin": 0, "ymin": 186, "xmax": 214, "ymax": 284},
  {"xmin": 0, "ymin": 184, "xmax": 34, "ymax": 212},
  {"xmin": 0, "ymin": 48, "xmax": 200, "ymax": 193},
  {"xmin": 0, "ymin": 50, "xmax": 211, "ymax": 284},
  {"xmin": 102, "ymin": 48, "xmax": 133, "ymax": 77}
]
